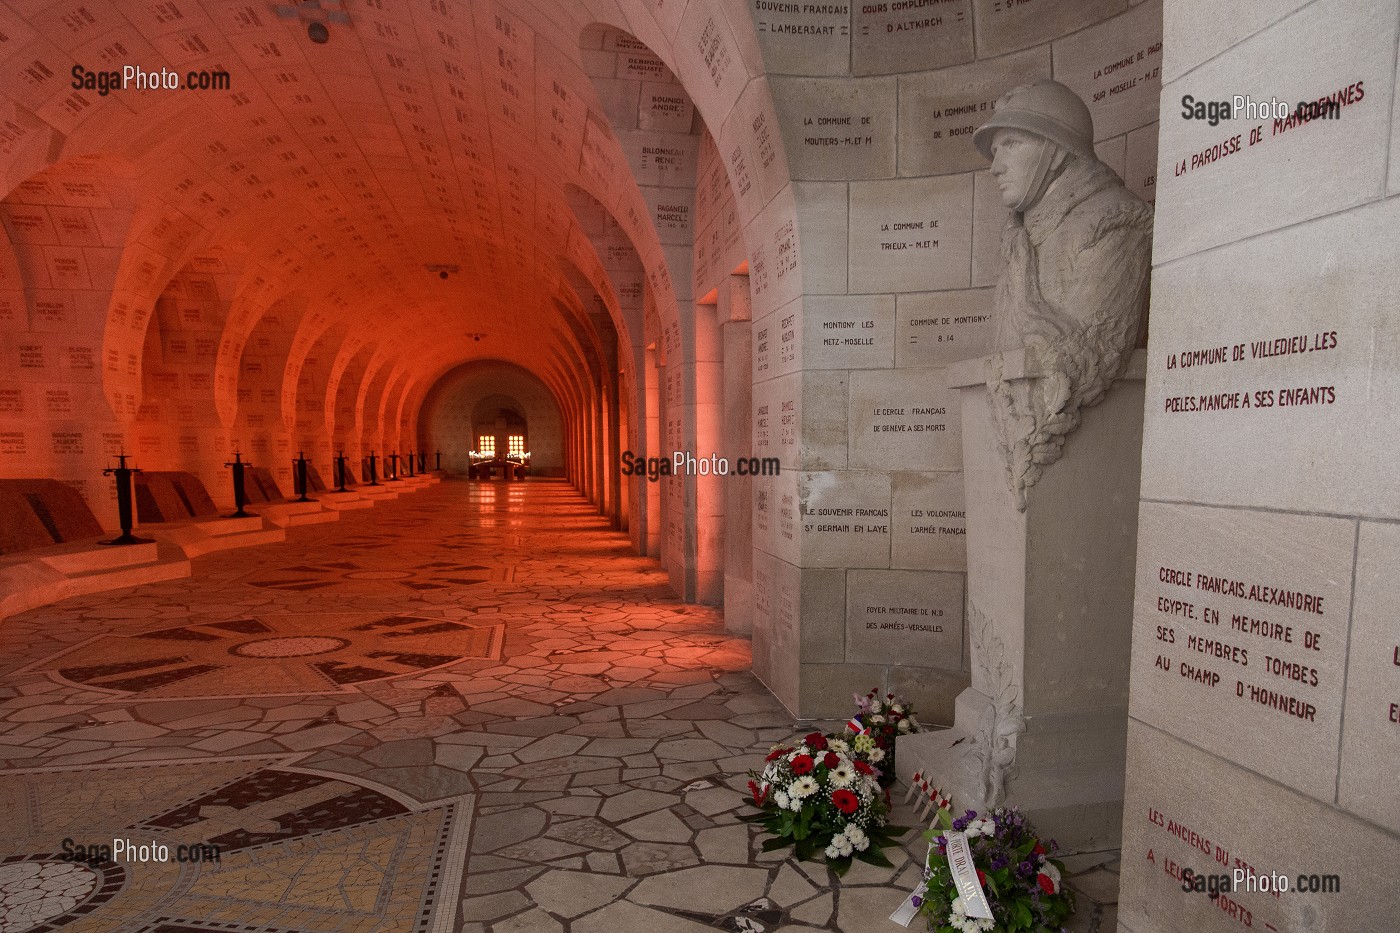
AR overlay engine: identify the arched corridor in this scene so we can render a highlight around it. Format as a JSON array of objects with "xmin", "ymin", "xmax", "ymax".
[
  {"xmin": 2, "ymin": 0, "xmax": 1399, "ymax": 929},
  {"xmin": 0, "ymin": 479, "xmax": 1121, "ymax": 930}
]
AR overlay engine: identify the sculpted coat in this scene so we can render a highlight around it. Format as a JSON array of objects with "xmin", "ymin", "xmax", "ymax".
[{"xmin": 978, "ymin": 84, "xmax": 1153, "ymax": 509}]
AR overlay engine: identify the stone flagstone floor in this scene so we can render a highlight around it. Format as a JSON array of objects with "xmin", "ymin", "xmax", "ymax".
[{"xmin": 0, "ymin": 479, "xmax": 1118, "ymax": 932}]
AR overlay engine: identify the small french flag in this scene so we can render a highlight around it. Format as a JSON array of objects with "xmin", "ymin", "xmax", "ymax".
[{"xmin": 846, "ymin": 716, "xmax": 867, "ymax": 735}]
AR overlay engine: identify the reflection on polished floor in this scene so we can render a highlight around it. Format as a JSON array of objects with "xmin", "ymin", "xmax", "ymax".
[{"xmin": 0, "ymin": 479, "xmax": 1113, "ymax": 932}]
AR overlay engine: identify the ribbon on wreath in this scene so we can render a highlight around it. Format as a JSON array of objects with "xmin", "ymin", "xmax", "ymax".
[
  {"xmin": 888, "ymin": 840, "xmax": 933, "ymax": 927},
  {"xmin": 888, "ymin": 830, "xmax": 994, "ymax": 927}
]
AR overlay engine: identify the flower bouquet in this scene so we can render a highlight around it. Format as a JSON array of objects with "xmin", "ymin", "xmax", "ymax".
[
  {"xmin": 915, "ymin": 807, "xmax": 1073, "ymax": 933},
  {"xmin": 741, "ymin": 731, "xmax": 908, "ymax": 875},
  {"xmin": 843, "ymin": 689, "xmax": 922, "ymax": 787}
]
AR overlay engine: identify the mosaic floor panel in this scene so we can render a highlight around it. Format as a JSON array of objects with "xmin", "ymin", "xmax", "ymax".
[{"xmin": 0, "ymin": 480, "xmax": 1117, "ymax": 932}]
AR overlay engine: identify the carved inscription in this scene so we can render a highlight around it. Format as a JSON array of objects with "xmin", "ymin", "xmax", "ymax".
[
  {"xmin": 1169, "ymin": 80, "xmax": 1366, "ymax": 180},
  {"xmin": 846, "ymin": 570, "xmax": 963, "ymax": 667},
  {"xmin": 1160, "ymin": 329, "xmax": 1339, "ymax": 415},
  {"xmin": 1134, "ymin": 505, "xmax": 1352, "ymax": 800}
]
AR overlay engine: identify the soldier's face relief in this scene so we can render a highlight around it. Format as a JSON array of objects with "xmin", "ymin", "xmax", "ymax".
[{"xmin": 989, "ymin": 128, "xmax": 1044, "ymax": 210}]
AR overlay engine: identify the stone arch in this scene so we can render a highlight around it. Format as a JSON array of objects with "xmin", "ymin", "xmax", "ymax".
[{"xmin": 421, "ymin": 361, "xmax": 566, "ymax": 476}]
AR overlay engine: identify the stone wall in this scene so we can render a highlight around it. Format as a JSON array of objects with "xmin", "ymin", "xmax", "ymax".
[
  {"xmin": 1119, "ymin": 0, "xmax": 1400, "ymax": 929},
  {"xmin": 749, "ymin": 0, "xmax": 1163, "ymax": 718}
]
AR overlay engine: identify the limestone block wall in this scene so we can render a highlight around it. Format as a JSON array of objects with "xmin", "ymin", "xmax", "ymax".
[
  {"xmin": 0, "ymin": 160, "xmax": 135, "ymax": 527},
  {"xmin": 126, "ymin": 259, "xmax": 241, "ymax": 508},
  {"xmin": 1119, "ymin": 0, "xmax": 1400, "ymax": 929},
  {"xmin": 748, "ymin": 0, "xmax": 1164, "ymax": 717}
]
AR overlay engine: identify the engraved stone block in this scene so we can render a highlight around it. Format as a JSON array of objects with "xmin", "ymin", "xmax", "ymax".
[
  {"xmin": 771, "ymin": 76, "xmax": 896, "ymax": 180},
  {"xmin": 845, "ymin": 569, "xmax": 964, "ymax": 668},
  {"xmin": 1131, "ymin": 502, "xmax": 1353, "ymax": 800},
  {"xmin": 848, "ymin": 175, "xmax": 974, "ymax": 293},
  {"xmin": 803, "ymin": 295, "xmax": 894, "ymax": 370},
  {"xmin": 896, "ymin": 288, "xmax": 993, "ymax": 368},
  {"xmin": 848, "ymin": 368, "xmax": 960, "ymax": 471},
  {"xmin": 1142, "ymin": 197, "xmax": 1400, "ymax": 517},
  {"xmin": 1153, "ymin": 0, "xmax": 1393, "ymax": 262},
  {"xmin": 898, "ymin": 47, "xmax": 1050, "ymax": 177},
  {"xmin": 751, "ymin": 0, "xmax": 851, "ymax": 76},
  {"xmin": 798, "ymin": 470, "xmax": 891, "ymax": 567},
  {"xmin": 972, "ymin": 0, "xmax": 1127, "ymax": 58},
  {"xmin": 891, "ymin": 471, "xmax": 966, "ymax": 570},
  {"xmin": 1052, "ymin": 0, "xmax": 1163, "ymax": 141},
  {"xmin": 853, "ymin": 0, "xmax": 973, "ymax": 75}
]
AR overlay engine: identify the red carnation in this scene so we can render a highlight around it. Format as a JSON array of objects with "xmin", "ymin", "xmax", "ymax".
[
  {"xmin": 805, "ymin": 733, "xmax": 828, "ymax": 751},
  {"xmin": 790, "ymin": 754, "xmax": 815, "ymax": 775},
  {"xmin": 977, "ymin": 869, "xmax": 986, "ymax": 886},
  {"xmin": 854, "ymin": 761, "xmax": 874, "ymax": 775},
  {"xmin": 1038, "ymin": 873, "xmax": 1055, "ymax": 895},
  {"xmin": 747, "ymin": 780, "xmax": 770, "ymax": 807},
  {"xmin": 832, "ymin": 789, "xmax": 859, "ymax": 814},
  {"xmin": 766, "ymin": 747, "xmax": 789, "ymax": 762},
  {"xmin": 1033, "ymin": 842, "xmax": 1046, "ymax": 856},
  {"xmin": 823, "ymin": 752, "xmax": 841, "ymax": 769}
]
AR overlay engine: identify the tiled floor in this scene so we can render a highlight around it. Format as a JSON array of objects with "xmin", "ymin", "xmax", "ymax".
[{"xmin": 0, "ymin": 479, "xmax": 1117, "ymax": 932}]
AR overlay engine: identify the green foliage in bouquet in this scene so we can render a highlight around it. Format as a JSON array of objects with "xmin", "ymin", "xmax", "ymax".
[
  {"xmin": 740, "ymin": 731, "xmax": 908, "ymax": 876},
  {"xmin": 918, "ymin": 806, "xmax": 1074, "ymax": 933}
]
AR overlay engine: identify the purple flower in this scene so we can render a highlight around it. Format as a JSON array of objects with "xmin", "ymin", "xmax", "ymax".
[
  {"xmin": 911, "ymin": 896, "xmax": 923, "ymax": 908},
  {"xmin": 1018, "ymin": 860, "xmax": 1036, "ymax": 878}
]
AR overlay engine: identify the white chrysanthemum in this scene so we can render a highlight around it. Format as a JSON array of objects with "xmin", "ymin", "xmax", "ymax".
[
  {"xmin": 825, "ymin": 842, "xmax": 842, "ymax": 859},
  {"xmin": 897, "ymin": 718, "xmax": 911, "ymax": 733},
  {"xmin": 867, "ymin": 746, "xmax": 886, "ymax": 764},
  {"xmin": 843, "ymin": 825, "xmax": 869, "ymax": 850},
  {"xmin": 789, "ymin": 746, "xmax": 810, "ymax": 761},
  {"xmin": 836, "ymin": 837, "xmax": 853, "ymax": 857},
  {"xmin": 790, "ymin": 776, "xmax": 818, "ymax": 799},
  {"xmin": 951, "ymin": 896, "xmax": 966, "ymax": 916},
  {"xmin": 965, "ymin": 817, "xmax": 992, "ymax": 837},
  {"xmin": 869, "ymin": 714, "xmax": 886, "ymax": 725},
  {"xmin": 891, "ymin": 704, "xmax": 904, "ymax": 714},
  {"xmin": 774, "ymin": 790, "xmax": 790, "ymax": 809}
]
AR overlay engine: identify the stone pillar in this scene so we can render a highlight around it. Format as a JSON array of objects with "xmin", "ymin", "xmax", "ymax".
[
  {"xmin": 898, "ymin": 346, "xmax": 1145, "ymax": 853},
  {"xmin": 694, "ymin": 302, "xmax": 724, "ymax": 605},
  {"xmin": 720, "ymin": 273, "xmax": 753, "ymax": 633}
]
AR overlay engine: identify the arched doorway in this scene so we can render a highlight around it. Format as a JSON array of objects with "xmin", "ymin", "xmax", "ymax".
[{"xmin": 419, "ymin": 361, "xmax": 565, "ymax": 477}]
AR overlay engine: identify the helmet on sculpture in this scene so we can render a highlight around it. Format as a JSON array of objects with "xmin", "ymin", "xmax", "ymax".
[{"xmin": 972, "ymin": 79, "xmax": 1095, "ymax": 161}]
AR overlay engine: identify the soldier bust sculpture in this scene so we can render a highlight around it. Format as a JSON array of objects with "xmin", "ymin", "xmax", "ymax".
[{"xmin": 972, "ymin": 79, "xmax": 1153, "ymax": 510}]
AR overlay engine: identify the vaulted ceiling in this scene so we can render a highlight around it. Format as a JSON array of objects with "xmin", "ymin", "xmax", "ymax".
[{"xmin": 0, "ymin": 0, "xmax": 724, "ymax": 428}]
